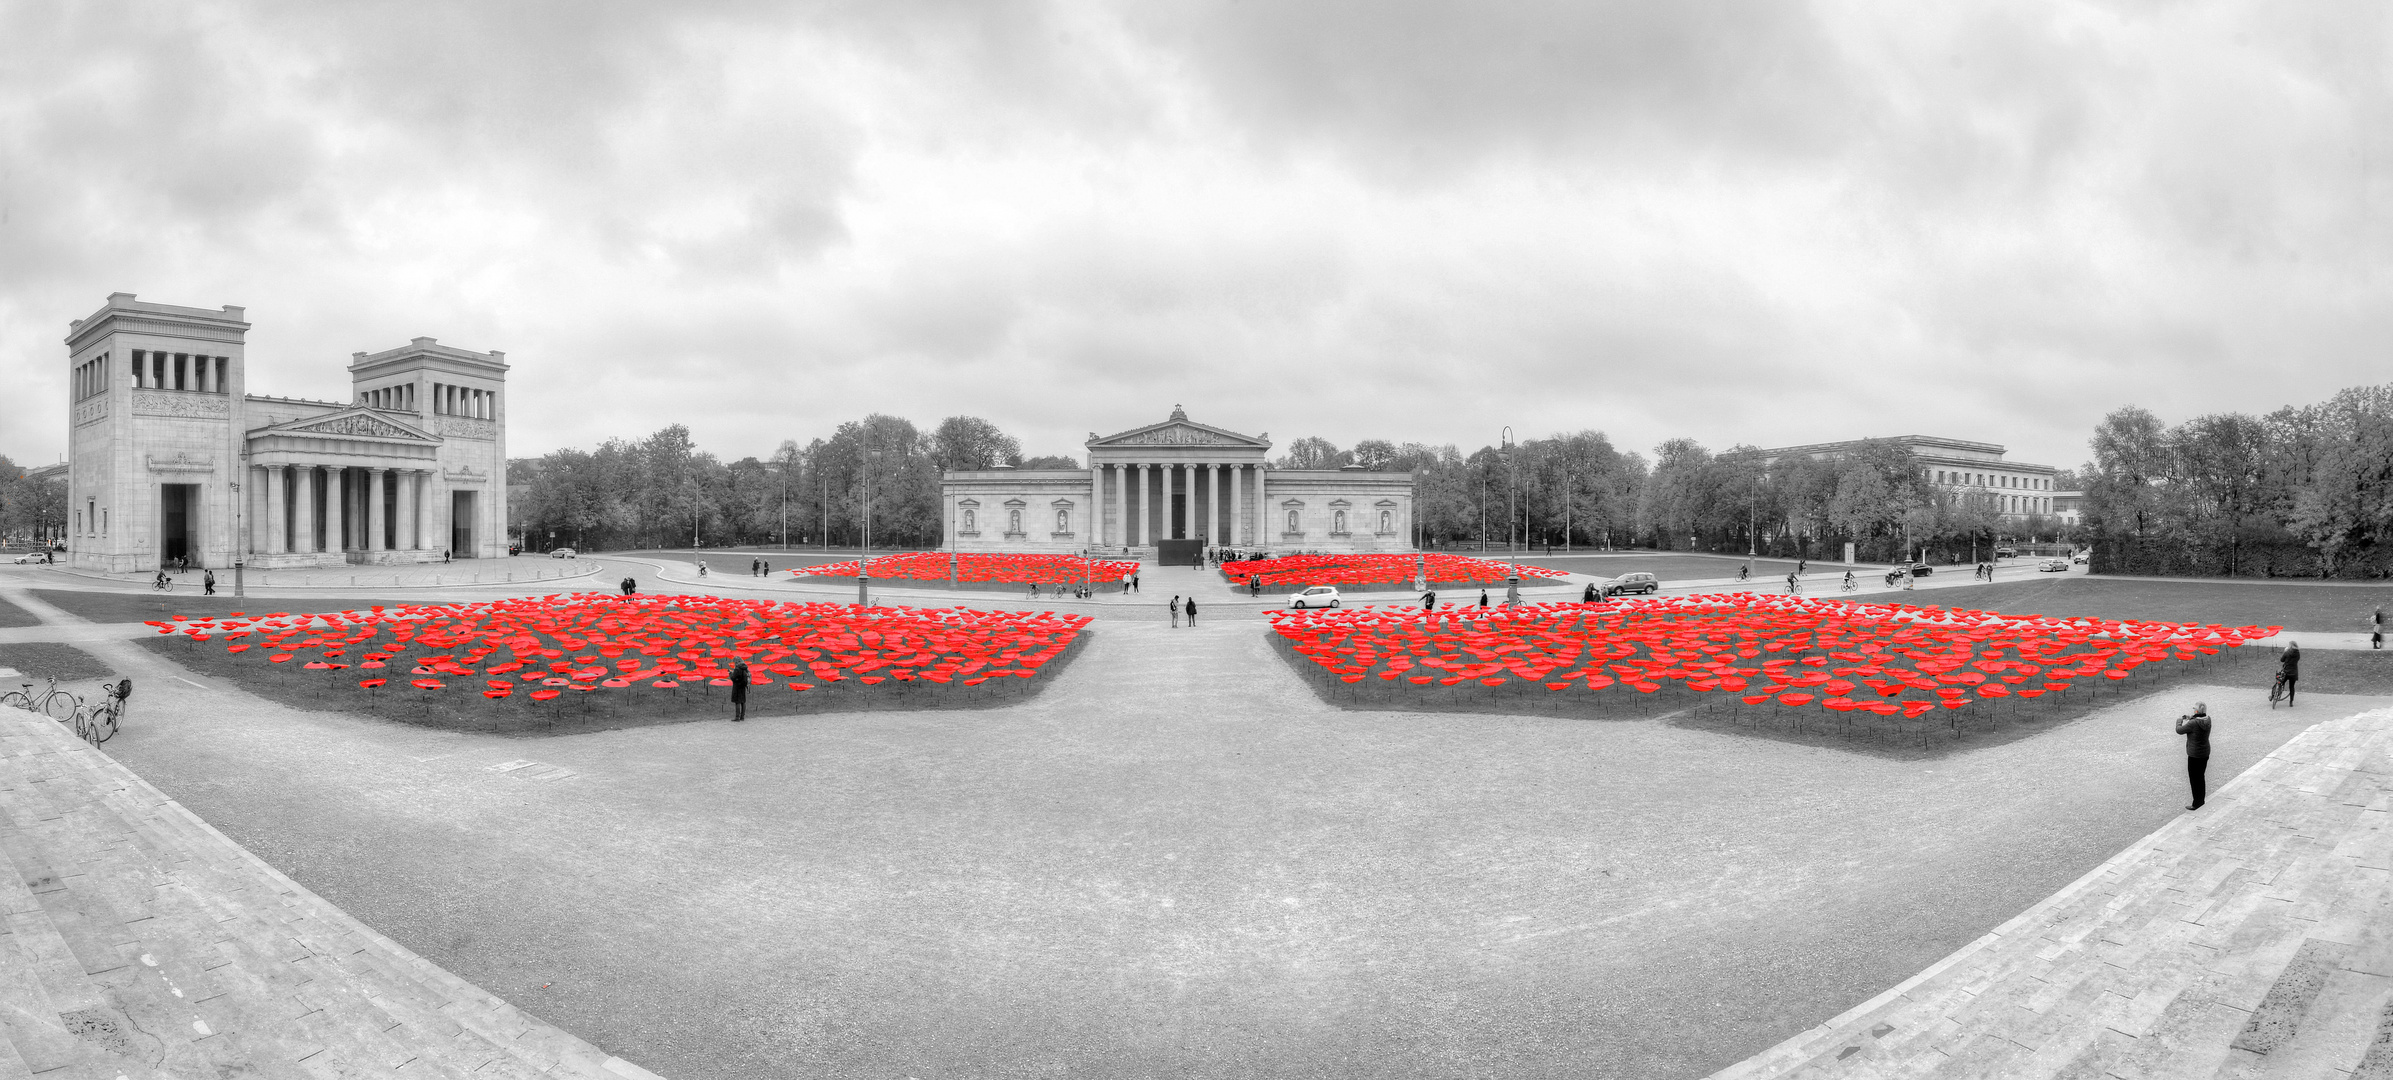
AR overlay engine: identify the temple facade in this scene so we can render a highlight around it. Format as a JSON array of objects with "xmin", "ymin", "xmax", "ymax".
[
  {"xmin": 62, "ymin": 293, "xmax": 509, "ymax": 572},
  {"xmin": 942, "ymin": 408, "xmax": 1414, "ymax": 556}
]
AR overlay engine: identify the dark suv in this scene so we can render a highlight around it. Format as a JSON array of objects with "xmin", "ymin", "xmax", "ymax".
[{"xmin": 1603, "ymin": 572, "xmax": 1660, "ymax": 596}]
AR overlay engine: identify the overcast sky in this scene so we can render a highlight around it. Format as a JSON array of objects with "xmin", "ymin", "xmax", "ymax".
[{"xmin": 3, "ymin": 1, "xmax": 2386, "ymax": 471}]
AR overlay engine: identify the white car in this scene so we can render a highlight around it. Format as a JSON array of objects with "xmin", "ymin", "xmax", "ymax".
[
  {"xmin": 549, "ymin": 547, "xmax": 576, "ymax": 558},
  {"xmin": 2041, "ymin": 558, "xmax": 2069, "ymax": 572},
  {"xmin": 11, "ymin": 552, "xmax": 51, "ymax": 565},
  {"xmin": 1288, "ymin": 586, "xmax": 1341, "ymax": 610}
]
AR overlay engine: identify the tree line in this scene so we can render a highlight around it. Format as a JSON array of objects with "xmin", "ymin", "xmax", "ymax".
[
  {"xmin": 2080, "ymin": 384, "xmax": 2393, "ymax": 578},
  {"xmin": 509, "ymin": 416, "xmax": 2069, "ymax": 560},
  {"xmin": 0, "ymin": 459, "xmax": 67, "ymax": 547}
]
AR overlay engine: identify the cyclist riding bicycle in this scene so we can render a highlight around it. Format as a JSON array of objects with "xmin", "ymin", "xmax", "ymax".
[
  {"xmin": 1843, "ymin": 570, "xmax": 1856, "ymax": 591},
  {"xmin": 152, "ymin": 569, "xmax": 169, "ymax": 591},
  {"xmin": 1737, "ymin": 565, "xmax": 1750, "ymax": 582}
]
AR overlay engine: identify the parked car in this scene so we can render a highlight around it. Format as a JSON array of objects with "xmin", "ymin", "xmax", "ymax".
[
  {"xmin": 549, "ymin": 547, "xmax": 576, "ymax": 558},
  {"xmin": 1994, "ymin": 547, "xmax": 2017, "ymax": 559},
  {"xmin": 11, "ymin": 551, "xmax": 51, "ymax": 565},
  {"xmin": 2041, "ymin": 558, "xmax": 2069, "ymax": 572},
  {"xmin": 1604, "ymin": 572, "xmax": 1660, "ymax": 596},
  {"xmin": 1289, "ymin": 586, "xmax": 1341, "ymax": 610}
]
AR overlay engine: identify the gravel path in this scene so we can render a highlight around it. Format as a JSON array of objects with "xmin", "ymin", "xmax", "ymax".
[{"xmin": 40, "ymin": 578, "xmax": 2378, "ymax": 1079}]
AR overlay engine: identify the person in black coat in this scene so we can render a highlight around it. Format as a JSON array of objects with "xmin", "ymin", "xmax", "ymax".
[
  {"xmin": 2174, "ymin": 702, "xmax": 2212, "ymax": 810},
  {"xmin": 1478, "ymin": 589, "xmax": 1489, "ymax": 608},
  {"xmin": 1185, "ymin": 597, "xmax": 1197, "ymax": 625},
  {"xmin": 2280, "ymin": 643, "xmax": 2301, "ymax": 704},
  {"xmin": 729, "ymin": 660, "xmax": 750, "ymax": 722}
]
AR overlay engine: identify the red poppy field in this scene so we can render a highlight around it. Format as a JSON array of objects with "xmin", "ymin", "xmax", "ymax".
[
  {"xmin": 141, "ymin": 594, "xmax": 1092, "ymax": 735},
  {"xmin": 1222, "ymin": 552, "xmax": 1572, "ymax": 592},
  {"xmin": 790, "ymin": 552, "xmax": 1142, "ymax": 588},
  {"xmin": 1270, "ymin": 593, "xmax": 2280, "ymax": 748}
]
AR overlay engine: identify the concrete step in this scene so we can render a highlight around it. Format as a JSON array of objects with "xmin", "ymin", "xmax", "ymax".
[
  {"xmin": 1705, "ymin": 706, "xmax": 2393, "ymax": 1079},
  {"xmin": 0, "ymin": 702, "xmax": 665, "ymax": 1079}
]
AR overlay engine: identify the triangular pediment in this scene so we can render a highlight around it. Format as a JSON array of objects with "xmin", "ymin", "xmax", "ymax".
[
  {"xmin": 257, "ymin": 407, "xmax": 439, "ymax": 443},
  {"xmin": 1088, "ymin": 417, "xmax": 1271, "ymax": 450}
]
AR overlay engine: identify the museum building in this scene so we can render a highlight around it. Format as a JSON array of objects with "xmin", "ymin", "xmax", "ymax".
[
  {"xmin": 62, "ymin": 293, "xmax": 510, "ymax": 572},
  {"xmin": 941, "ymin": 407, "xmax": 1414, "ymax": 560},
  {"xmin": 1758, "ymin": 435, "xmax": 2062, "ymax": 520}
]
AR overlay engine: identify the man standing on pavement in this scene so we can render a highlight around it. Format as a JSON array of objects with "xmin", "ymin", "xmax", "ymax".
[
  {"xmin": 1185, "ymin": 597, "xmax": 1197, "ymax": 625},
  {"xmin": 2175, "ymin": 702, "xmax": 2212, "ymax": 810},
  {"xmin": 1170, "ymin": 595, "xmax": 1181, "ymax": 627},
  {"xmin": 729, "ymin": 660, "xmax": 750, "ymax": 722},
  {"xmin": 2280, "ymin": 642, "xmax": 2301, "ymax": 704}
]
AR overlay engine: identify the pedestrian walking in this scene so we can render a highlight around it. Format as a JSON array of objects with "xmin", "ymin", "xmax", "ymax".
[
  {"xmin": 751, "ymin": 557, "xmax": 760, "ymax": 576},
  {"xmin": 1132, "ymin": 573, "xmax": 1140, "ymax": 594},
  {"xmin": 2279, "ymin": 642, "xmax": 2301, "ymax": 704},
  {"xmin": 1249, "ymin": 575, "xmax": 1261, "ymax": 597},
  {"xmin": 1185, "ymin": 597, "xmax": 1198, "ymax": 625},
  {"xmin": 442, "ymin": 549, "xmax": 451, "ymax": 564},
  {"xmin": 1478, "ymin": 589, "xmax": 1489, "ymax": 608},
  {"xmin": 2175, "ymin": 702, "xmax": 2212, "ymax": 810},
  {"xmin": 2373, "ymin": 606, "xmax": 2383, "ymax": 650},
  {"xmin": 698, "ymin": 560, "xmax": 709, "ymax": 577},
  {"xmin": 202, "ymin": 569, "xmax": 216, "ymax": 595},
  {"xmin": 729, "ymin": 660, "xmax": 750, "ymax": 722},
  {"xmin": 1422, "ymin": 590, "xmax": 1437, "ymax": 612},
  {"xmin": 1170, "ymin": 595, "xmax": 1181, "ymax": 627},
  {"xmin": 762, "ymin": 560, "xmax": 770, "ymax": 575},
  {"xmin": 1582, "ymin": 582, "xmax": 1598, "ymax": 604}
]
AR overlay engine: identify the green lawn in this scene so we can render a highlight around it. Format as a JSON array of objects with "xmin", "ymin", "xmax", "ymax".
[
  {"xmin": 139, "ymin": 628, "xmax": 1090, "ymax": 737},
  {"xmin": 0, "ymin": 595, "xmax": 39, "ymax": 628},
  {"xmin": 0, "ymin": 642, "xmax": 117, "ymax": 683},
  {"xmin": 1519, "ymin": 552, "xmax": 1882, "ymax": 583},
  {"xmin": 1274, "ymin": 626, "xmax": 2393, "ymax": 758},
  {"xmin": 34, "ymin": 590, "xmax": 423, "ymax": 625},
  {"xmin": 1855, "ymin": 577, "xmax": 2393, "ymax": 634}
]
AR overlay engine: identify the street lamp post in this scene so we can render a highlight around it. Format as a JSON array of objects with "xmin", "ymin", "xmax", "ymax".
[
  {"xmin": 1500, "ymin": 426, "xmax": 1518, "ymax": 582},
  {"xmin": 858, "ymin": 447, "xmax": 874, "ymax": 605}
]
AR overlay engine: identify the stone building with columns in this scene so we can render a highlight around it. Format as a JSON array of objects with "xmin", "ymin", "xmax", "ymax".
[
  {"xmin": 61, "ymin": 293, "xmax": 508, "ymax": 573},
  {"xmin": 942, "ymin": 407, "xmax": 1414, "ymax": 557}
]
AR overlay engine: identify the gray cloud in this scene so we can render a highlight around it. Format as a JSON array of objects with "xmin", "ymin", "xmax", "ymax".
[{"xmin": 3, "ymin": 0, "xmax": 2388, "ymax": 474}]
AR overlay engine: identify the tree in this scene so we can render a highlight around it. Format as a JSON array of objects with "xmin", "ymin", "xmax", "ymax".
[
  {"xmin": 1018, "ymin": 454, "xmax": 1081, "ymax": 469},
  {"xmin": 1275, "ymin": 437, "xmax": 1347, "ymax": 470},
  {"xmin": 1351, "ymin": 439, "xmax": 1398, "ymax": 470},
  {"xmin": 932, "ymin": 416, "xmax": 1021, "ymax": 471}
]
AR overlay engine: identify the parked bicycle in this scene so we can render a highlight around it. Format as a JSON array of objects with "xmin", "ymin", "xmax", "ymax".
[
  {"xmin": 1, "ymin": 674, "xmax": 80, "ymax": 721},
  {"xmin": 72, "ymin": 679, "xmax": 131, "ymax": 745}
]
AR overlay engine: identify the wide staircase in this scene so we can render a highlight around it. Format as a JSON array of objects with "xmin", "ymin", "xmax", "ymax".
[
  {"xmin": 1711, "ymin": 707, "xmax": 2393, "ymax": 1079},
  {"xmin": 0, "ymin": 701, "xmax": 663, "ymax": 1079}
]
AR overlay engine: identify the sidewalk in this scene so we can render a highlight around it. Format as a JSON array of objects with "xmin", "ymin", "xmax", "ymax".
[
  {"xmin": 1706, "ymin": 704, "xmax": 2393, "ymax": 1079},
  {"xmin": 19, "ymin": 557, "xmax": 605, "ymax": 592}
]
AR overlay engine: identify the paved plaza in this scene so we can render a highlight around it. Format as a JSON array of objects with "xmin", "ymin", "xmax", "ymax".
[{"xmin": 0, "ymin": 558, "xmax": 2389, "ymax": 1077}]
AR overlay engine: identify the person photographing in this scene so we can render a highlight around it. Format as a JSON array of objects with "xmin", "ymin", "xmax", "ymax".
[{"xmin": 2174, "ymin": 703, "xmax": 2212, "ymax": 810}]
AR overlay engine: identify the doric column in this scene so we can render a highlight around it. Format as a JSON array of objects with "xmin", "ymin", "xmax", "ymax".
[
  {"xmin": 1112, "ymin": 464, "xmax": 1126, "ymax": 550},
  {"xmin": 1255, "ymin": 466, "xmax": 1268, "ymax": 547},
  {"xmin": 367, "ymin": 468, "xmax": 387, "ymax": 551},
  {"xmin": 1163, "ymin": 463, "xmax": 1177, "ymax": 540},
  {"xmin": 1088, "ymin": 462, "xmax": 1102, "ymax": 547},
  {"xmin": 324, "ymin": 467, "xmax": 346, "ymax": 554},
  {"xmin": 1130, "ymin": 463, "xmax": 1145, "ymax": 547},
  {"xmin": 411, "ymin": 470, "xmax": 427, "ymax": 549},
  {"xmin": 1230, "ymin": 464, "xmax": 1244, "ymax": 547},
  {"xmin": 265, "ymin": 466, "xmax": 287, "ymax": 554},
  {"xmin": 294, "ymin": 467, "xmax": 318, "ymax": 553}
]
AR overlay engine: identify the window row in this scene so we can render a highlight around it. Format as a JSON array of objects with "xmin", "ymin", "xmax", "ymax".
[
  {"xmin": 360, "ymin": 384, "xmax": 416, "ymax": 411},
  {"xmin": 72, "ymin": 352, "xmax": 110, "ymax": 401},
  {"xmin": 432, "ymin": 382, "xmax": 496, "ymax": 419},
  {"xmin": 131, "ymin": 349, "xmax": 230, "ymax": 392},
  {"xmin": 1934, "ymin": 469, "xmax": 2049, "ymax": 490}
]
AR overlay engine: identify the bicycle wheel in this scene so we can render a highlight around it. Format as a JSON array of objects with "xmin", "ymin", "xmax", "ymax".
[
  {"xmin": 85, "ymin": 706, "xmax": 117, "ymax": 745},
  {"xmin": 39, "ymin": 692, "xmax": 76, "ymax": 722},
  {"xmin": 0, "ymin": 691, "xmax": 30, "ymax": 712}
]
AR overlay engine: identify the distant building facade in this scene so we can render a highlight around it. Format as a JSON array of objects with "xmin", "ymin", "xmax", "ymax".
[
  {"xmin": 941, "ymin": 407, "xmax": 1414, "ymax": 554},
  {"xmin": 1759, "ymin": 435, "xmax": 2061, "ymax": 521},
  {"xmin": 63, "ymin": 293, "xmax": 509, "ymax": 572}
]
